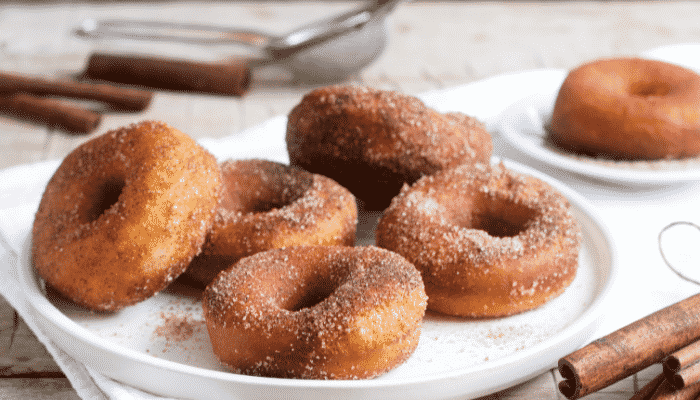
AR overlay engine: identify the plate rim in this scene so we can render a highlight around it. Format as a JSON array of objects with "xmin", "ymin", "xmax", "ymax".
[{"xmin": 16, "ymin": 157, "xmax": 618, "ymax": 400}]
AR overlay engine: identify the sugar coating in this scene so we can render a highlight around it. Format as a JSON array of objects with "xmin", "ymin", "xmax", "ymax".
[
  {"xmin": 285, "ymin": 84, "xmax": 492, "ymax": 209},
  {"xmin": 376, "ymin": 162, "xmax": 582, "ymax": 317},
  {"xmin": 183, "ymin": 159, "xmax": 358, "ymax": 287},
  {"xmin": 202, "ymin": 246, "xmax": 427, "ymax": 379},
  {"xmin": 31, "ymin": 120, "xmax": 222, "ymax": 311}
]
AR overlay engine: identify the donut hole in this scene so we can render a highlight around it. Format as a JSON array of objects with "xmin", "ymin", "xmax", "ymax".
[
  {"xmin": 283, "ymin": 277, "xmax": 337, "ymax": 312},
  {"xmin": 240, "ymin": 183, "xmax": 308, "ymax": 214},
  {"xmin": 472, "ymin": 214, "xmax": 527, "ymax": 238},
  {"xmin": 220, "ymin": 163, "xmax": 312, "ymax": 215},
  {"xmin": 631, "ymin": 81, "xmax": 672, "ymax": 98},
  {"xmin": 452, "ymin": 198, "xmax": 535, "ymax": 238},
  {"xmin": 248, "ymin": 199, "xmax": 293, "ymax": 213},
  {"xmin": 83, "ymin": 177, "xmax": 125, "ymax": 223}
]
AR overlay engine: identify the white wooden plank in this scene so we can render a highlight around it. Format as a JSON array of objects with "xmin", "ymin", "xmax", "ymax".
[
  {"xmin": 0, "ymin": 378, "xmax": 79, "ymax": 400},
  {"xmin": 475, "ymin": 371, "xmax": 559, "ymax": 400},
  {"xmin": 634, "ymin": 364, "xmax": 664, "ymax": 395},
  {"xmin": 0, "ymin": 298, "xmax": 62, "ymax": 376},
  {"xmin": 0, "ymin": 121, "xmax": 49, "ymax": 169}
]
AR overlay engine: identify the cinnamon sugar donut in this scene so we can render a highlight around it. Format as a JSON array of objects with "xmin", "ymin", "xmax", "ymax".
[
  {"xmin": 286, "ymin": 84, "xmax": 492, "ymax": 210},
  {"xmin": 376, "ymin": 163, "xmax": 581, "ymax": 318},
  {"xmin": 182, "ymin": 159, "xmax": 357, "ymax": 287},
  {"xmin": 32, "ymin": 121, "xmax": 221, "ymax": 311},
  {"xmin": 203, "ymin": 245, "xmax": 427, "ymax": 379},
  {"xmin": 550, "ymin": 57, "xmax": 700, "ymax": 160}
]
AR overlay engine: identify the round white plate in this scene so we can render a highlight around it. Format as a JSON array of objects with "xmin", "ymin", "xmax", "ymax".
[
  {"xmin": 496, "ymin": 45, "xmax": 700, "ymax": 185},
  {"xmin": 17, "ymin": 157, "xmax": 616, "ymax": 400}
]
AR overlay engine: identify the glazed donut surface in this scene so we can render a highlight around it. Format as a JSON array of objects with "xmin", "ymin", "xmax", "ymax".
[
  {"xmin": 376, "ymin": 162, "xmax": 581, "ymax": 318},
  {"xmin": 32, "ymin": 121, "xmax": 221, "ymax": 311},
  {"xmin": 203, "ymin": 245, "xmax": 427, "ymax": 379},
  {"xmin": 550, "ymin": 57, "xmax": 700, "ymax": 160},
  {"xmin": 286, "ymin": 84, "xmax": 492, "ymax": 210},
  {"xmin": 182, "ymin": 159, "xmax": 357, "ymax": 287}
]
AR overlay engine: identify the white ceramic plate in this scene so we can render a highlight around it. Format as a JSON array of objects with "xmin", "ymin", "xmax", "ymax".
[
  {"xmin": 497, "ymin": 45, "xmax": 700, "ymax": 185},
  {"xmin": 641, "ymin": 43, "xmax": 700, "ymax": 75},
  {"xmin": 17, "ymin": 156, "xmax": 616, "ymax": 400}
]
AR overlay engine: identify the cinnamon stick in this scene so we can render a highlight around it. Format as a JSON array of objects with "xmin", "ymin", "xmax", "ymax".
[
  {"xmin": 630, "ymin": 373, "xmax": 666, "ymax": 400},
  {"xmin": 82, "ymin": 53, "xmax": 252, "ymax": 96},
  {"xmin": 640, "ymin": 377, "xmax": 700, "ymax": 400},
  {"xmin": 666, "ymin": 362, "xmax": 700, "ymax": 390},
  {"xmin": 0, "ymin": 71, "xmax": 152, "ymax": 111},
  {"xmin": 0, "ymin": 93, "xmax": 101, "ymax": 134},
  {"xmin": 664, "ymin": 339, "xmax": 700, "ymax": 389},
  {"xmin": 664, "ymin": 339, "xmax": 700, "ymax": 374},
  {"xmin": 557, "ymin": 293, "xmax": 700, "ymax": 399}
]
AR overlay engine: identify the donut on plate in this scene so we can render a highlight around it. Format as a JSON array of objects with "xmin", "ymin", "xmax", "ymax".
[
  {"xmin": 203, "ymin": 245, "xmax": 427, "ymax": 379},
  {"xmin": 181, "ymin": 159, "xmax": 357, "ymax": 287},
  {"xmin": 286, "ymin": 84, "xmax": 492, "ymax": 210},
  {"xmin": 550, "ymin": 57, "xmax": 700, "ymax": 160},
  {"xmin": 376, "ymin": 162, "xmax": 581, "ymax": 318},
  {"xmin": 32, "ymin": 121, "xmax": 222, "ymax": 311}
]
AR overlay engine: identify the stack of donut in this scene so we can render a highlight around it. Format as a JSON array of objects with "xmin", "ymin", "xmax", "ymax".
[
  {"xmin": 181, "ymin": 159, "xmax": 358, "ymax": 287},
  {"xmin": 32, "ymin": 83, "xmax": 582, "ymax": 381}
]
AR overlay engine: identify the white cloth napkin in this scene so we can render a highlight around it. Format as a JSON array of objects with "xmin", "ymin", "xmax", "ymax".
[{"xmin": 1, "ymin": 43, "xmax": 700, "ymax": 399}]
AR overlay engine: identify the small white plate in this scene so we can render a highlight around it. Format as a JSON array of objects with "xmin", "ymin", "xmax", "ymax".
[
  {"xmin": 497, "ymin": 44, "xmax": 700, "ymax": 185},
  {"xmin": 17, "ymin": 156, "xmax": 616, "ymax": 400},
  {"xmin": 497, "ymin": 72, "xmax": 700, "ymax": 185},
  {"xmin": 641, "ymin": 43, "xmax": 700, "ymax": 74}
]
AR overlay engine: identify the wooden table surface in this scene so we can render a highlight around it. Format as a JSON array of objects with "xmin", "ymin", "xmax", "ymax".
[{"xmin": 1, "ymin": 1, "xmax": 699, "ymax": 399}]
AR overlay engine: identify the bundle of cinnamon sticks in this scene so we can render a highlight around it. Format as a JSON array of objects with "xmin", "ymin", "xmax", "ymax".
[
  {"xmin": 0, "ymin": 71, "xmax": 153, "ymax": 135},
  {"xmin": 0, "ymin": 53, "xmax": 253, "ymax": 135},
  {"xmin": 558, "ymin": 293, "xmax": 700, "ymax": 400}
]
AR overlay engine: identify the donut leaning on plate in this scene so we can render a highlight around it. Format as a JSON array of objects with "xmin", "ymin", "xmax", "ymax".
[
  {"xmin": 203, "ymin": 245, "xmax": 427, "ymax": 379},
  {"xmin": 182, "ymin": 159, "xmax": 358, "ymax": 287},
  {"xmin": 32, "ymin": 121, "xmax": 222, "ymax": 311},
  {"xmin": 549, "ymin": 57, "xmax": 700, "ymax": 160},
  {"xmin": 286, "ymin": 84, "xmax": 492, "ymax": 210},
  {"xmin": 375, "ymin": 162, "xmax": 581, "ymax": 318}
]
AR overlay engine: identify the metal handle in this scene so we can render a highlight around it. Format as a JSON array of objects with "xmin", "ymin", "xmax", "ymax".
[
  {"xmin": 74, "ymin": 0, "xmax": 406, "ymax": 61},
  {"xmin": 267, "ymin": 0, "xmax": 404, "ymax": 58},
  {"xmin": 74, "ymin": 19, "xmax": 272, "ymax": 48}
]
